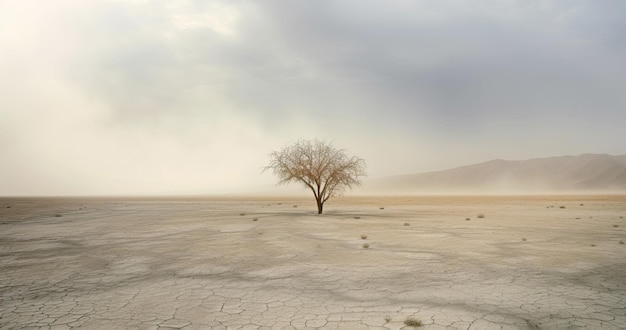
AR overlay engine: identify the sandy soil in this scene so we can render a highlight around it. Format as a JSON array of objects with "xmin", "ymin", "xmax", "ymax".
[{"xmin": 1, "ymin": 195, "xmax": 625, "ymax": 329}]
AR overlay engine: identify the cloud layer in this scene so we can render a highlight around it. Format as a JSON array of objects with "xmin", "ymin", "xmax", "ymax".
[{"xmin": 1, "ymin": 0, "xmax": 625, "ymax": 195}]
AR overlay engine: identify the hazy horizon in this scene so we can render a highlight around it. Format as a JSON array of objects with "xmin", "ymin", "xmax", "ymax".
[{"xmin": 2, "ymin": 1, "xmax": 625, "ymax": 195}]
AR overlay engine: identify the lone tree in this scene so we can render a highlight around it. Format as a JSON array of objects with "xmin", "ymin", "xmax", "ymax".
[{"xmin": 265, "ymin": 139, "xmax": 366, "ymax": 214}]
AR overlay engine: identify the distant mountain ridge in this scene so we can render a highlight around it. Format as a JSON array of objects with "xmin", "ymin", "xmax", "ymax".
[{"xmin": 368, "ymin": 154, "xmax": 626, "ymax": 194}]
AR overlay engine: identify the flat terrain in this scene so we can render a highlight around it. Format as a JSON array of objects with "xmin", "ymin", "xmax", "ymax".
[{"xmin": 1, "ymin": 196, "xmax": 625, "ymax": 329}]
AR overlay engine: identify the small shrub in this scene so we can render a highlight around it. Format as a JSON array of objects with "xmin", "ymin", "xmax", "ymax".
[
  {"xmin": 590, "ymin": 244, "xmax": 596, "ymax": 247},
  {"xmin": 613, "ymin": 224, "xmax": 619, "ymax": 228},
  {"xmin": 6, "ymin": 206, "xmax": 10, "ymax": 208},
  {"xmin": 362, "ymin": 243, "xmax": 370, "ymax": 249},
  {"xmin": 253, "ymin": 218, "xmax": 258, "ymax": 221},
  {"xmin": 620, "ymin": 241, "xmax": 624, "ymax": 245},
  {"xmin": 384, "ymin": 315, "xmax": 391, "ymax": 323},
  {"xmin": 477, "ymin": 214, "xmax": 484, "ymax": 219},
  {"xmin": 354, "ymin": 216, "xmax": 361, "ymax": 219},
  {"xmin": 559, "ymin": 206, "xmax": 565, "ymax": 209},
  {"xmin": 575, "ymin": 217, "xmax": 580, "ymax": 219},
  {"xmin": 54, "ymin": 214, "xmax": 62, "ymax": 217},
  {"xmin": 404, "ymin": 316, "xmax": 423, "ymax": 327},
  {"xmin": 403, "ymin": 222, "xmax": 410, "ymax": 226},
  {"xmin": 240, "ymin": 213, "xmax": 245, "ymax": 216},
  {"xmin": 360, "ymin": 234, "xmax": 367, "ymax": 240},
  {"xmin": 522, "ymin": 238, "xmax": 527, "ymax": 241},
  {"xmin": 379, "ymin": 207, "xmax": 384, "ymax": 210},
  {"xmin": 465, "ymin": 217, "xmax": 471, "ymax": 221},
  {"xmin": 293, "ymin": 205, "xmax": 298, "ymax": 208}
]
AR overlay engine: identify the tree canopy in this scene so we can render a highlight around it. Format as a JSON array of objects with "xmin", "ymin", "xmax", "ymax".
[{"xmin": 265, "ymin": 139, "xmax": 366, "ymax": 214}]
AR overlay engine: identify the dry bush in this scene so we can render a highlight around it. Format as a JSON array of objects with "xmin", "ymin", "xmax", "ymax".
[{"xmin": 404, "ymin": 317, "xmax": 422, "ymax": 327}]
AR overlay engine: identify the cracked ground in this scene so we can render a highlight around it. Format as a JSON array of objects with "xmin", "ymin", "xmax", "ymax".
[{"xmin": 1, "ymin": 195, "xmax": 625, "ymax": 329}]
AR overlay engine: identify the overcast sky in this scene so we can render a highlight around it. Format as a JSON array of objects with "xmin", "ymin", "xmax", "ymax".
[{"xmin": 1, "ymin": 0, "xmax": 625, "ymax": 195}]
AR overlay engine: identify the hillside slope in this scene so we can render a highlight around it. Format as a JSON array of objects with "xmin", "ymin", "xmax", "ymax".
[{"xmin": 367, "ymin": 154, "xmax": 626, "ymax": 194}]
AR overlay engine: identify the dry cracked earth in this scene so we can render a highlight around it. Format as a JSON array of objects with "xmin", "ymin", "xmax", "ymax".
[{"xmin": 1, "ymin": 195, "xmax": 625, "ymax": 329}]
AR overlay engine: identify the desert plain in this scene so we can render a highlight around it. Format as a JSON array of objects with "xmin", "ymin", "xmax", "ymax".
[{"xmin": 1, "ymin": 195, "xmax": 625, "ymax": 329}]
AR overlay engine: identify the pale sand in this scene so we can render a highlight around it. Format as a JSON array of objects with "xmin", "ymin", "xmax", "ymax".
[{"xmin": 1, "ymin": 196, "xmax": 625, "ymax": 329}]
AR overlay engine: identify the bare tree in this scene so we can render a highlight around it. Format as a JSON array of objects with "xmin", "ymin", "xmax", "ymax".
[{"xmin": 265, "ymin": 139, "xmax": 366, "ymax": 214}]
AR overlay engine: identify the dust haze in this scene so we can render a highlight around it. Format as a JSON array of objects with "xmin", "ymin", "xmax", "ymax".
[{"xmin": 2, "ymin": 1, "xmax": 626, "ymax": 196}]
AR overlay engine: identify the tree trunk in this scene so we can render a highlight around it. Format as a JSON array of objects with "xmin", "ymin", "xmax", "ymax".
[{"xmin": 316, "ymin": 198, "xmax": 323, "ymax": 214}]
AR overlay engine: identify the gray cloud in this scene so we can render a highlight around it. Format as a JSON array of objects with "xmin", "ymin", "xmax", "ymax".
[{"xmin": 1, "ymin": 0, "xmax": 625, "ymax": 195}]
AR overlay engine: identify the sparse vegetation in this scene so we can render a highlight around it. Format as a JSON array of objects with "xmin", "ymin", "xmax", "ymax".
[
  {"xmin": 477, "ymin": 214, "xmax": 485, "ymax": 218},
  {"xmin": 362, "ymin": 243, "xmax": 370, "ymax": 249},
  {"xmin": 384, "ymin": 315, "xmax": 392, "ymax": 323},
  {"xmin": 360, "ymin": 234, "xmax": 368, "ymax": 239},
  {"xmin": 404, "ymin": 316, "xmax": 423, "ymax": 327}
]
